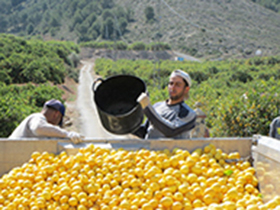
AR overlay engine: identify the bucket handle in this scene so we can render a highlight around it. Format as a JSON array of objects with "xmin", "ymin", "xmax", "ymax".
[{"xmin": 92, "ymin": 78, "xmax": 104, "ymax": 92}]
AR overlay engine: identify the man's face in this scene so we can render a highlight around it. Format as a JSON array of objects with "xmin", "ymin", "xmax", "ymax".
[
  {"xmin": 168, "ymin": 76, "xmax": 189, "ymax": 101},
  {"xmin": 50, "ymin": 110, "xmax": 62, "ymax": 126},
  {"xmin": 55, "ymin": 111, "xmax": 63, "ymax": 126}
]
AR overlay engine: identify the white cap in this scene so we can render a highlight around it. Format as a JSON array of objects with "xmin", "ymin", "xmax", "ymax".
[{"xmin": 170, "ymin": 69, "xmax": 192, "ymax": 87}]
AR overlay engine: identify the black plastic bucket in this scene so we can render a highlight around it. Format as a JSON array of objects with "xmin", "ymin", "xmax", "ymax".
[{"xmin": 92, "ymin": 75, "xmax": 146, "ymax": 134}]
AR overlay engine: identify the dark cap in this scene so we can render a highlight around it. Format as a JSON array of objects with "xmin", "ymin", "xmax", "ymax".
[{"xmin": 44, "ymin": 99, "xmax": 65, "ymax": 126}]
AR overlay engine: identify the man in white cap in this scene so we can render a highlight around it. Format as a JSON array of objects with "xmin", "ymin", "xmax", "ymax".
[
  {"xmin": 134, "ymin": 69, "xmax": 196, "ymax": 139},
  {"xmin": 9, "ymin": 99, "xmax": 83, "ymax": 144}
]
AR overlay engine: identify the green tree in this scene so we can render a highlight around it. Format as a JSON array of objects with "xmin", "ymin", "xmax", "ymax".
[
  {"xmin": 101, "ymin": 0, "xmax": 114, "ymax": 9},
  {"xmin": 26, "ymin": 23, "xmax": 34, "ymax": 35},
  {"xmin": 85, "ymin": 13, "xmax": 97, "ymax": 27},
  {"xmin": 72, "ymin": 11, "xmax": 83, "ymax": 28},
  {"xmin": 102, "ymin": 9, "xmax": 113, "ymax": 21},
  {"xmin": 144, "ymin": 6, "xmax": 155, "ymax": 21},
  {"xmin": 102, "ymin": 17, "xmax": 114, "ymax": 39},
  {"xmin": 91, "ymin": 20, "xmax": 102, "ymax": 36},
  {"xmin": 11, "ymin": 0, "xmax": 24, "ymax": 7},
  {"xmin": 50, "ymin": 16, "xmax": 61, "ymax": 27},
  {"xmin": 118, "ymin": 17, "xmax": 128, "ymax": 34},
  {"xmin": 76, "ymin": 22, "xmax": 88, "ymax": 34},
  {"xmin": 0, "ymin": 15, "xmax": 8, "ymax": 32}
]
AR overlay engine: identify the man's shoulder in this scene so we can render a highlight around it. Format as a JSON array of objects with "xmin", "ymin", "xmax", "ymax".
[
  {"xmin": 181, "ymin": 102, "xmax": 195, "ymax": 113},
  {"xmin": 29, "ymin": 112, "xmax": 44, "ymax": 118},
  {"xmin": 26, "ymin": 113, "xmax": 46, "ymax": 121}
]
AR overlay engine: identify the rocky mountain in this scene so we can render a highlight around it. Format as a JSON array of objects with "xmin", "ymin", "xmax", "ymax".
[{"xmin": 1, "ymin": 0, "xmax": 280, "ymax": 59}]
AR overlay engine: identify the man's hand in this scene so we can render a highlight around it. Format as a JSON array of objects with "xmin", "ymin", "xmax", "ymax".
[
  {"xmin": 137, "ymin": 92, "xmax": 150, "ymax": 109},
  {"xmin": 67, "ymin": 131, "xmax": 83, "ymax": 144}
]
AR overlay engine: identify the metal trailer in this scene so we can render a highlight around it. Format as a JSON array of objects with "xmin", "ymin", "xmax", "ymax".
[{"xmin": 1, "ymin": 135, "xmax": 279, "ymax": 202}]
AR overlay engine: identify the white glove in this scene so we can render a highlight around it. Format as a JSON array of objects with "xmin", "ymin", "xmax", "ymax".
[
  {"xmin": 137, "ymin": 92, "xmax": 150, "ymax": 109},
  {"xmin": 67, "ymin": 131, "xmax": 83, "ymax": 144}
]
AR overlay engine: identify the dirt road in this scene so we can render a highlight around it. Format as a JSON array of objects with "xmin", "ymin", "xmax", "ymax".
[{"xmin": 77, "ymin": 61, "xmax": 132, "ymax": 139}]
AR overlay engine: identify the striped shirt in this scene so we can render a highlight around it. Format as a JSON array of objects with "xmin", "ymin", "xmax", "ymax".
[{"xmin": 135, "ymin": 100, "xmax": 196, "ymax": 139}]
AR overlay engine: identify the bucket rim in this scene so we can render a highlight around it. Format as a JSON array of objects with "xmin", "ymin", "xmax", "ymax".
[
  {"xmin": 97, "ymin": 103, "xmax": 142, "ymax": 117},
  {"xmin": 99, "ymin": 74, "xmax": 145, "ymax": 84}
]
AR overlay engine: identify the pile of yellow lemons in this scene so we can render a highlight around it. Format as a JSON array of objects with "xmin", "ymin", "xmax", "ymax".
[{"xmin": 0, "ymin": 143, "xmax": 280, "ymax": 210}]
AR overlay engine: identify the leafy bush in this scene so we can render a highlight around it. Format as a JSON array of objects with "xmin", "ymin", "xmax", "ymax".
[
  {"xmin": 0, "ymin": 34, "xmax": 80, "ymax": 84},
  {"xmin": 0, "ymin": 83, "xmax": 64, "ymax": 137},
  {"xmin": 128, "ymin": 42, "xmax": 146, "ymax": 51}
]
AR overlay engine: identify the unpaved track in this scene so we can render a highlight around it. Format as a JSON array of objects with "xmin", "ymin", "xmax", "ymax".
[{"xmin": 77, "ymin": 61, "xmax": 132, "ymax": 139}]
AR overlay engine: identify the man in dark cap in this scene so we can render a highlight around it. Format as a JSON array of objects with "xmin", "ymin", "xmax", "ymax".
[{"xmin": 8, "ymin": 99, "xmax": 83, "ymax": 144}]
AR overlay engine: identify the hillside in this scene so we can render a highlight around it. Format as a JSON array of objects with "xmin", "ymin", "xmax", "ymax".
[
  {"xmin": 1, "ymin": 0, "xmax": 280, "ymax": 59},
  {"xmin": 115, "ymin": 0, "xmax": 280, "ymax": 60}
]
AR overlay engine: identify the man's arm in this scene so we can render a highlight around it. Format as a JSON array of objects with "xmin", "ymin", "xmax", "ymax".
[
  {"xmin": 137, "ymin": 93, "xmax": 196, "ymax": 137},
  {"xmin": 29, "ymin": 115, "xmax": 68, "ymax": 137},
  {"xmin": 143, "ymin": 104, "xmax": 196, "ymax": 137},
  {"xmin": 29, "ymin": 114, "xmax": 83, "ymax": 144},
  {"xmin": 132, "ymin": 120, "xmax": 149, "ymax": 139}
]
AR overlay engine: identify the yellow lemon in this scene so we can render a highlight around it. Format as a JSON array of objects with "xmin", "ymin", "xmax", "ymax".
[
  {"xmin": 142, "ymin": 203, "xmax": 153, "ymax": 210},
  {"xmin": 160, "ymin": 196, "xmax": 173, "ymax": 208},
  {"xmin": 119, "ymin": 199, "xmax": 130, "ymax": 209},
  {"xmin": 187, "ymin": 173, "xmax": 197, "ymax": 184},
  {"xmin": 60, "ymin": 186, "xmax": 71, "ymax": 196},
  {"xmin": 172, "ymin": 201, "xmax": 183, "ymax": 210}
]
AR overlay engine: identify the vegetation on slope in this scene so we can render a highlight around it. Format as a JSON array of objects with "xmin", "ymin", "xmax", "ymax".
[{"xmin": 0, "ymin": 33, "xmax": 80, "ymax": 84}]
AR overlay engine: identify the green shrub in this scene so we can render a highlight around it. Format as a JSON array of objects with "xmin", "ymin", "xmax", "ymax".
[{"xmin": 0, "ymin": 83, "xmax": 64, "ymax": 137}]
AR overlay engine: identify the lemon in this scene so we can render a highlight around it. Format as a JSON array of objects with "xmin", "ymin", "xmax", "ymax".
[
  {"xmin": 177, "ymin": 183, "xmax": 188, "ymax": 194},
  {"xmin": 160, "ymin": 196, "xmax": 173, "ymax": 208},
  {"xmin": 186, "ymin": 156, "xmax": 195, "ymax": 168},
  {"xmin": 68, "ymin": 197, "xmax": 78, "ymax": 206},
  {"xmin": 149, "ymin": 198, "xmax": 159, "ymax": 208},
  {"xmin": 119, "ymin": 199, "xmax": 130, "ymax": 209},
  {"xmin": 77, "ymin": 204, "xmax": 87, "ymax": 210},
  {"xmin": 211, "ymin": 182, "xmax": 222, "ymax": 192},
  {"xmin": 192, "ymin": 199, "xmax": 203, "ymax": 208},
  {"xmin": 203, "ymin": 194, "xmax": 214, "ymax": 205},
  {"xmin": 60, "ymin": 195, "xmax": 69, "ymax": 203},
  {"xmin": 165, "ymin": 175, "xmax": 176, "ymax": 186},
  {"xmin": 172, "ymin": 201, "xmax": 183, "ymax": 210},
  {"xmin": 209, "ymin": 203, "xmax": 223, "ymax": 210},
  {"xmin": 222, "ymin": 201, "xmax": 236, "ymax": 210},
  {"xmin": 204, "ymin": 145, "xmax": 211, "ymax": 153},
  {"xmin": 173, "ymin": 192, "xmax": 184, "ymax": 202},
  {"xmin": 42, "ymin": 191, "xmax": 51, "ymax": 200},
  {"xmin": 178, "ymin": 165, "xmax": 189, "ymax": 175},
  {"xmin": 142, "ymin": 203, "xmax": 153, "ymax": 210},
  {"xmin": 187, "ymin": 173, "xmax": 197, "ymax": 184},
  {"xmin": 60, "ymin": 186, "xmax": 71, "ymax": 196}
]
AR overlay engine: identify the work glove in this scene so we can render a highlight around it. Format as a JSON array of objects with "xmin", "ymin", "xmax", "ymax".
[
  {"xmin": 67, "ymin": 131, "xmax": 83, "ymax": 144},
  {"xmin": 137, "ymin": 92, "xmax": 150, "ymax": 109}
]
